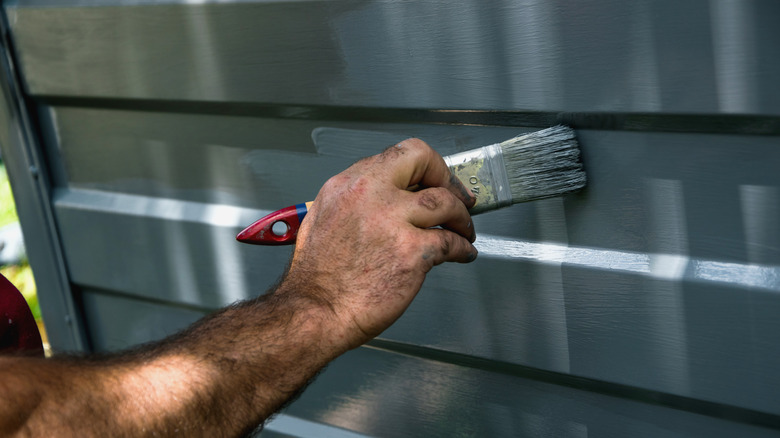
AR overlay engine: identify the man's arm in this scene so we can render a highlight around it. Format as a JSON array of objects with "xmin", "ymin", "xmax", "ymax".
[
  {"xmin": 0, "ymin": 138, "xmax": 478, "ymax": 437},
  {"xmin": 0, "ymin": 291, "xmax": 342, "ymax": 437}
]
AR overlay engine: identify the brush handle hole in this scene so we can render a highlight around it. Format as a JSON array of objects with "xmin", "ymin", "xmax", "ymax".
[{"xmin": 271, "ymin": 221, "xmax": 290, "ymax": 237}]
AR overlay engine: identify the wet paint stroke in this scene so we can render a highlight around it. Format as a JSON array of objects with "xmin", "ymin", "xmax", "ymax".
[{"xmin": 476, "ymin": 235, "xmax": 780, "ymax": 293}]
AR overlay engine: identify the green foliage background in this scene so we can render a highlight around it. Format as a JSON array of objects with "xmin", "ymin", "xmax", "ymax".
[
  {"xmin": 0, "ymin": 162, "xmax": 41, "ymax": 321},
  {"xmin": 0, "ymin": 163, "xmax": 16, "ymax": 227}
]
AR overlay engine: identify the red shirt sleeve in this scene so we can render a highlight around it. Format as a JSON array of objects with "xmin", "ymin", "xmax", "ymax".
[{"xmin": 0, "ymin": 273, "xmax": 44, "ymax": 356}]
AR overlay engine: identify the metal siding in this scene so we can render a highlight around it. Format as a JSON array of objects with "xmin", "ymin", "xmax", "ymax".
[
  {"xmin": 6, "ymin": 1, "xmax": 780, "ymax": 115},
  {"xmin": 2, "ymin": 0, "xmax": 779, "ymax": 436},
  {"xmin": 281, "ymin": 346, "xmax": 780, "ymax": 438}
]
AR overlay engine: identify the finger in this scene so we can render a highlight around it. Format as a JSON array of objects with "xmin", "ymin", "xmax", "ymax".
[
  {"xmin": 417, "ymin": 228, "xmax": 478, "ymax": 269},
  {"xmin": 380, "ymin": 138, "xmax": 476, "ymax": 209},
  {"xmin": 403, "ymin": 187, "xmax": 476, "ymax": 243}
]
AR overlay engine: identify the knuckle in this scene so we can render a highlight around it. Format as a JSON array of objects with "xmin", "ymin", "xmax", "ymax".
[
  {"xmin": 437, "ymin": 231, "xmax": 452, "ymax": 257},
  {"xmin": 396, "ymin": 138, "xmax": 433, "ymax": 158},
  {"xmin": 348, "ymin": 174, "xmax": 371, "ymax": 191},
  {"xmin": 378, "ymin": 137, "xmax": 428, "ymax": 162},
  {"xmin": 322, "ymin": 172, "xmax": 370, "ymax": 198},
  {"xmin": 417, "ymin": 187, "xmax": 459, "ymax": 212},
  {"xmin": 435, "ymin": 230, "xmax": 475, "ymax": 263},
  {"xmin": 397, "ymin": 137, "xmax": 428, "ymax": 150},
  {"xmin": 417, "ymin": 190, "xmax": 443, "ymax": 211},
  {"xmin": 323, "ymin": 173, "xmax": 349, "ymax": 190},
  {"xmin": 319, "ymin": 175, "xmax": 348, "ymax": 200}
]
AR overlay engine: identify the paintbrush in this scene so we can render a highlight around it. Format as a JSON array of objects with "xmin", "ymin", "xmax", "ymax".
[{"xmin": 237, "ymin": 125, "xmax": 586, "ymax": 245}]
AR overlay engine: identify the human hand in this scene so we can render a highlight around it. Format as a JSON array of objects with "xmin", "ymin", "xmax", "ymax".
[
  {"xmin": 281, "ymin": 138, "xmax": 478, "ymax": 349},
  {"xmin": 0, "ymin": 140, "xmax": 478, "ymax": 438}
]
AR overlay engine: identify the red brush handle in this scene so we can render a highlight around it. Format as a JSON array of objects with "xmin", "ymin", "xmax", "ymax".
[{"xmin": 236, "ymin": 202, "xmax": 312, "ymax": 245}]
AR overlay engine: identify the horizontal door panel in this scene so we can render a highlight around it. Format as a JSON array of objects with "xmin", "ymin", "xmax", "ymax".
[
  {"xmin": 81, "ymin": 288, "xmax": 205, "ymax": 352},
  {"xmin": 49, "ymin": 107, "xmax": 780, "ymax": 266},
  {"xmin": 284, "ymin": 345, "xmax": 779, "ymax": 437},
  {"xmin": 79, "ymin": 295, "xmax": 780, "ymax": 437},
  {"xmin": 8, "ymin": 0, "xmax": 780, "ymax": 115},
  {"xmin": 55, "ymin": 191, "xmax": 780, "ymax": 415}
]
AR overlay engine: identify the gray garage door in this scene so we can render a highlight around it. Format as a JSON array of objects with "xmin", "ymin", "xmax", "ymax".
[{"xmin": 1, "ymin": 1, "xmax": 779, "ymax": 436}]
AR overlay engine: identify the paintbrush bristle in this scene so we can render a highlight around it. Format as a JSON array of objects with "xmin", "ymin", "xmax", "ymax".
[{"xmin": 499, "ymin": 125, "xmax": 586, "ymax": 203}]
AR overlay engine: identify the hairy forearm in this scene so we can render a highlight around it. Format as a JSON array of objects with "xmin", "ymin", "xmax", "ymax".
[
  {"xmin": 0, "ymin": 284, "xmax": 348, "ymax": 437},
  {"xmin": 0, "ymin": 138, "xmax": 478, "ymax": 437}
]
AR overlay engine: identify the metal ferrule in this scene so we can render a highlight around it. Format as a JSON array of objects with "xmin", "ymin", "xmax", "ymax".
[{"xmin": 444, "ymin": 143, "xmax": 513, "ymax": 215}]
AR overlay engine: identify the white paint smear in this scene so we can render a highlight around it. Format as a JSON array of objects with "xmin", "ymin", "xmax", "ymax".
[{"xmin": 476, "ymin": 235, "xmax": 780, "ymax": 293}]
